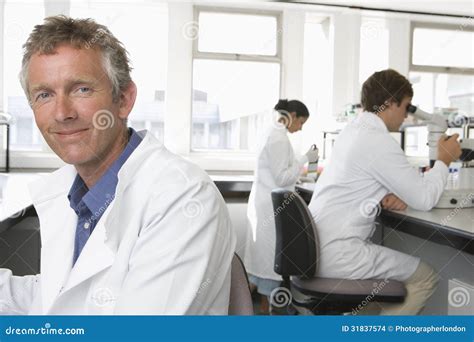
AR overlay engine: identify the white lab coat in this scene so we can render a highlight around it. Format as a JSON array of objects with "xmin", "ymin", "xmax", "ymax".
[
  {"xmin": 0, "ymin": 131, "xmax": 236, "ymax": 315},
  {"xmin": 244, "ymin": 123, "xmax": 307, "ymax": 281},
  {"xmin": 309, "ymin": 112, "xmax": 448, "ymax": 281}
]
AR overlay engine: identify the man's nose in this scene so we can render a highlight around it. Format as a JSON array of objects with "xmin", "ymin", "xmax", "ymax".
[{"xmin": 54, "ymin": 94, "xmax": 77, "ymax": 122}]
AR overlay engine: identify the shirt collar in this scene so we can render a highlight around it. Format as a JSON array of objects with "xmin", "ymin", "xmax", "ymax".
[
  {"xmin": 356, "ymin": 111, "xmax": 389, "ymax": 133},
  {"xmin": 68, "ymin": 128, "xmax": 143, "ymax": 216}
]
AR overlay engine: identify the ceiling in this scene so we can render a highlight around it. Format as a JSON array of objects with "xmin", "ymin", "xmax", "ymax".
[{"xmin": 286, "ymin": 0, "xmax": 474, "ymax": 17}]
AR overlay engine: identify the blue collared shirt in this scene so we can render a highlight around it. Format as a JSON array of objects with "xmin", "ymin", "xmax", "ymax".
[{"xmin": 68, "ymin": 128, "xmax": 143, "ymax": 266}]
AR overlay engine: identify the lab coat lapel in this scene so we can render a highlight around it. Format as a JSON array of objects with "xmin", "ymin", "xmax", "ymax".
[
  {"xmin": 28, "ymin": 130, "xmax": 157, "ymax": 312},
  {"xmin": 28, "ymin": 165, "xmax": 77, "ymax": 314},
  {"xmin": 61, "ymin": 214, "xmax": 115, "ymax": 293},
  {"xmin": 61, "ymin": 132, "xmax": 158, "ymax": 291}
]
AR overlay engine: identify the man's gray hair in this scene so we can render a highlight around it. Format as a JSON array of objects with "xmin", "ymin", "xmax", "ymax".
[{"xmin": 20, "ymin": 15, "xmax": 132, "ymax": 103}]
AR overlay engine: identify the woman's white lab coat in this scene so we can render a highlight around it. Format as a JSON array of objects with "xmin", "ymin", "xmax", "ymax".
[
  {"xmin": 0, "ymin": 131, "xmax": 235, "ymax": 314},
  {"xmin": 244, "ymin": 123, "xmax": 307, "ymax": 281},
  {"xmin": 309, "ymin": 112, "xmax": 448, "ymax": 281}
]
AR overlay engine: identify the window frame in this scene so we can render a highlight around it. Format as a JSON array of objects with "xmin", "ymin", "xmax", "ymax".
[
  {"xmin": 409, "ymin": 22, "xmax": 474, "ymax": 75},
  {"xmin": 190, "ymin": 6, "xmax": 283, "ymax": 154}
]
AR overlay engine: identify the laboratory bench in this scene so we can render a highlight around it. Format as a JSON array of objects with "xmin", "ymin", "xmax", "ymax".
[{"xmin": 295, "ymin": 182, "xmax": 474, "ymax": 255}]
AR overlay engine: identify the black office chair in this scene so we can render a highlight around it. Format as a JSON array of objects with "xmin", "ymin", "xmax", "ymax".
[{"xmin": 271, "ymin": 189, "xmax": 406, "ymax": 315}]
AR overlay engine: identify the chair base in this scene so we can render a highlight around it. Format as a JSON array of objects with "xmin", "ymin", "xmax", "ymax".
[{"xmin": 290, "ymin": 280, "xmax": 406, "ymax": 315}]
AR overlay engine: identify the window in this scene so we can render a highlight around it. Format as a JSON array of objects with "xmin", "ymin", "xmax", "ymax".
[
  {"xmin": 191, "ymin": 9, "xmax": 281, "ymax": 151},
  {"xmin": 412, "ymin": 26, "xmax": 474, "ymax": 69},
  {"xmin": 197, "ymin": 12, "xmax": 278, "ymax": 56},
  {"xmin": 409, "ymin": 23, "xmax": 474, "ymax": 116},
  {"xmin": 71, "ymin": 1, "xmax": 168, "ymax": 140},
  {"xmin": 408, "ymin": 23, "xmax": 474, "ymax": 157},
  {"xmin": 3, "ymin": 0, "xmax": 45, "ymax": 151}
]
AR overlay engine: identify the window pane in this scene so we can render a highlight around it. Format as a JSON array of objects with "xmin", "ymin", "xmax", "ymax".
[
  {"xmin": 4, "ymin": 0, "xmax": 45, "ymax": 151},
  {"xmin": 198, "ymin": 12, "xmax": 278, "ymax": 55},
  {"xmin": 71, "ymin": 1, "xmax": 168, "ymax": 140},
  {"xmin": 408, "ymin": 72, "xmax": 473, "ymax": 156},
  {"xmin": 192, "ymin": 59, "xmax": 280, "ymax": 150},
  {"xmin": 410, "ymin": 72, "xmax": 474, "ymax": 115},
  {"xmin": 412, "ymin": 27, "xmax": 474, "ymax": 68}
]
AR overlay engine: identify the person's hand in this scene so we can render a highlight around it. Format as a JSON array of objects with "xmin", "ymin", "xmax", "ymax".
[
  {"xmin": 438, "ymin": 134, "xmax": 462, "ymax": 166},
  {"xmin": 305, "ymin": 146, "xmax": 319, "ymax": 163},
  {"xmin": 381, "ymin": 193, "xmax": 407, "ymax": 211}
]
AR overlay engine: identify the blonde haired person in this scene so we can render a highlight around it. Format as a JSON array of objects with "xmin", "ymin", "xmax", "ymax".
[{"xmin": 0, "ymin": 16, "xmax": 235, "ymax": 315}]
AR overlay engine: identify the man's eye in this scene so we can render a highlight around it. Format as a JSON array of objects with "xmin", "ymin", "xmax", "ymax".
[
  {"xmin": 77, "ymin": 87, "xmax": 92, "ymax": 93},
  {"xmin": 36, "ymin": 92, "xmax": 50, "ymax": 101}
]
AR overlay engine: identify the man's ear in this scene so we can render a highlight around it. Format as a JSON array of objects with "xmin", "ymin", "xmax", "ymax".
[{"xmin": 118, "ymin": 81, "xmax": 137, "ymax": 120}]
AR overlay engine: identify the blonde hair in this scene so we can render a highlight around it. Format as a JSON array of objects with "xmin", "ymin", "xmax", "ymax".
[{"xmin": 20, "ymin": 15, "xmax": 132, "ymax": 102}]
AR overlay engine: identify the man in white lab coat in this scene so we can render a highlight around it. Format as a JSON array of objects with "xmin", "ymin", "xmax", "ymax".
[
  {"xmin": 0, "ymin": 16, "xmax": 235, "ymax": 314},
  {"xmin": 308, "ymin": 69, "xmax": 462, "ymax": 315}
]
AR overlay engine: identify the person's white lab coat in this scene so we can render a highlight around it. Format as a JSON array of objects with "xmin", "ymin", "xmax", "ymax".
[
  {"xmin": 0, "ymin": 131, "xmax": 236, "ymax": 315},
  {"xmin": 244, "ymin": 123, "xmax": 307, "ymax": 281},
  {"xmin": 308, "ymin": 112, "xmax": 448, "ymax": 281}
]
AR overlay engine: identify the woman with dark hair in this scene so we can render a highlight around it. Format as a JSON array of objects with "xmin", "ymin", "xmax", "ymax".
[{"xmin": 244, "ymin": 99, "xmax": 318, "ymax": 313}]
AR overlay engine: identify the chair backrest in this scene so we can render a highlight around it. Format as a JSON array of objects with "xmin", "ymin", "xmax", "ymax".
[
  {"xmin": 271, "ymin": 189, "xmax": 318, "ymax": 279},
  {"xmin": 228, "ymin": 254, "xmax": 254, "ymax": 315}
]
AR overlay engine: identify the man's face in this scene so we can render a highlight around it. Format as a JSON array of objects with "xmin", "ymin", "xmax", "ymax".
[
  {"xmin": 27, "ymin": 44, "xmax": 131, "ymax": 169},
  {"xmin": 385, "ymin": 96, "xmax": 412, "ymax": 132}
]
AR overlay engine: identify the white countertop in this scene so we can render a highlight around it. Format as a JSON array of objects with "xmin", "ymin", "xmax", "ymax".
[
  {"xmin": 389, "ymin": 207, "xmax": 473, "ymax": 235},
  {"xmin": 296, "ymin": 181, "xmax": 473, "ymax": 236}
]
